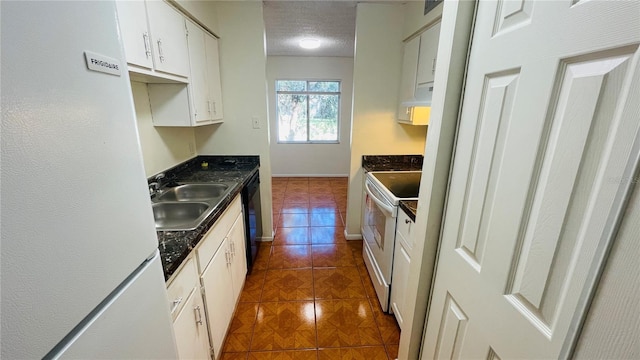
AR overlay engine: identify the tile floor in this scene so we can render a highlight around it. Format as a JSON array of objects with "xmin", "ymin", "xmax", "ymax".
[{"xmin": 220, "ymin": 177, "xmax": 400, "ymax": 360}]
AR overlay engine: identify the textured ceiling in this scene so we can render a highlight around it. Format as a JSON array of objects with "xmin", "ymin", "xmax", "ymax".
[{"xmin": 263, "ymin": 0, "xmax": 357, "ymax": 57}]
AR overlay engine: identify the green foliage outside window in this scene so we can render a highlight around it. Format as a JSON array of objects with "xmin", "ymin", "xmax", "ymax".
[{"xmin": 276, "ymin": 80, "xmax": 340, "ymax": 143}]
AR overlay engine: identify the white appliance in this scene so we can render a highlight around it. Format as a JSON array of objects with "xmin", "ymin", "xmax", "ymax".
[
  {"xmin": 362, "ymin": 171, "xmax": 421, "ymax": 312},
  {"xmin": 1, "ymin": 2, "xmax": 177, "ymax": 359}
]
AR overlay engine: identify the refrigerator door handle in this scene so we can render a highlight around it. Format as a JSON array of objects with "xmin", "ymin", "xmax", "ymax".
[
  {"xmin": 170, "ymin": 297, "xmax": 183, "ymax": 314},
  {"xmin": 195, "ymin": 305, "xmax": 203, "ymax": 325}
]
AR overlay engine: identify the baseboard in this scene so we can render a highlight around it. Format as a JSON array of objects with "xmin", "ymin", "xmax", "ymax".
[
  {"xmin": 272, "ymin": 174, "xmax": 349, "ymax": 178},
  {"xmin": 344, "ymin": 229, "xmax": 363, "ymax": 240},
  {"xmin": 258, "ymin": 230, "xmax": 275, "ymax": 242}
]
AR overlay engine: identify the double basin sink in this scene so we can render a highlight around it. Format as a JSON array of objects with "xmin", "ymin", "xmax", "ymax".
[{"xmin": 152, "ymin": 182, "xmax": 237, "ymax": 231}]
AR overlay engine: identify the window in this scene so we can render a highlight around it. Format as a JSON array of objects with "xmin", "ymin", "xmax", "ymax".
[{"xmin": 276, "ymin": 80, "xmax": 340, "ymax": 143}]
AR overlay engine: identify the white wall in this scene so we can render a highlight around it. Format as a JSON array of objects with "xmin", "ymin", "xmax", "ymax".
[
  {"xmin": 344, "ymin": 2, "xmax": 428, "ymax": 238},
  {"xmin": 131, "ymin": 81, "xmax": 197, "ymax": 177},
  {"xmin": 267, "ymin": 56, "xmax": 353, "ymax": 177},
  {"xmin": 193, "ymin": 1, "xmax": 274, "ymax": 239}
]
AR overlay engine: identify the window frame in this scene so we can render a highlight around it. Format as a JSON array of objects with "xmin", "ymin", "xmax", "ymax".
[{"xmin": 275, "ymin": 79, "xmax": 341, "ymax": 144}]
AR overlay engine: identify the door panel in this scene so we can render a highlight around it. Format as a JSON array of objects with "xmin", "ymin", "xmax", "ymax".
[
  {"xmin": 455, "ymin": 70, "xmax": 520, "ymax": 271},
  {"xmin": 423, "ymin": 0, "xmax": 640, "ymax": 358},
  {"xmin": 433, "ymin": 294, "xmax": 468, "ymax": 359}
]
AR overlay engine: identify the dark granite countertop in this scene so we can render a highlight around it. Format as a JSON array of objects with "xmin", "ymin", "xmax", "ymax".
[
  {"xmin": 362, "ymin": 155, "xmax": 423, "ymax": 172},
  {"xmin": 399, "ymin": 200, "xmax": 418, "ymax": 222},
  {"xmin": 150, "ymin": 155, "xmax": 260, "ymax": 281}
]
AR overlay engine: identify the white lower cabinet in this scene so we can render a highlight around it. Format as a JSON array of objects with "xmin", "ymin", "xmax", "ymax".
[
  {"xmin": 173, "ymin": 288, "xmax": 210, "ymax": 359},
  {"xmin": 228, "ymin": 214, "xmax": 247, "ymax": 302},
  {"xmin": 200, "ymin": 237, "xmax": 234, "ymax": 356},
  {"xmin": 390, "ymin": 210, "xmax": 414, "ymax": 329},
  {"xmin": 167, "ymin": 195, "xmax": 246, "ymax": 359},
  {"xmin": 167, "ymin": 257, "xmax": 209, "ymax": 359},
  {"xmin": 198, "ymin": 196, "xmax": 246, "ymax": 358}
]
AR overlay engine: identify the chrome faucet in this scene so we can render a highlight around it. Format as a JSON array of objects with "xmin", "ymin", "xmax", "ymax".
[
  {"xmin": 149, "ymin": 173, "xmax": 166, "ymax": 197},
  {"xmin": 155, "ymin": 173, "xmax": 165, "ymax": 187}
]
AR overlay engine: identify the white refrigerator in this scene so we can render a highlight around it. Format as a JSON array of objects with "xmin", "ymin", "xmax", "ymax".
[{"xmin": 1, "ymin": 1, "xmax": 178, "ymax": 358}]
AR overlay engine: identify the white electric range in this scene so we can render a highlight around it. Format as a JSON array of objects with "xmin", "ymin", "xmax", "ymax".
[{"xmin": 361, "ymin": 170, "xmax": 421, "ymax": 312}]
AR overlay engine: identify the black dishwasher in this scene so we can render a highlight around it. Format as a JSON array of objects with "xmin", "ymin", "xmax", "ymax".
[{"xmin": 242, "ymin": 171, "xmax": 262, "ymax": 273}]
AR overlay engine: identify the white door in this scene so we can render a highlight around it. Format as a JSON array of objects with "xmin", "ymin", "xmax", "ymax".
[{"xmin": 423, "ymin": 1, "xmax": 640, "ymax": 359}]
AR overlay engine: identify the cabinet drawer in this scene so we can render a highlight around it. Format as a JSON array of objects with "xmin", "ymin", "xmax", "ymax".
[
  {"xmin": 396, "ymin": 210, "xmax": 413, "ymax": 250},
  {"xmin": 166, "ymin": 256, "xmax": 198, "ymax": 318},
  {"xmin": 196, "ymin": 195, "xmax": 242, "ymax": 272}
]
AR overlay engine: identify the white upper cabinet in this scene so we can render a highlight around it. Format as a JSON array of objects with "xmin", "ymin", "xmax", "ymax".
[
  {"xmin": 397, "ymin": 36, "xmax": 420, "ymax": 122},
  {"xmin": 205, "ymin": 34, "xmax": 224, "ymax": 121},
  {"xmin": 146, "ymin": 1, "xmax": 190, "ymax": 78},
  {"xmin": 416, "ymin": 22, "xmax": 441, "ymax": 86},
  {"xmin": 116, "ymin": 0, "xmax": 189, "ymax": 80},
  {"xmin": 115, "ymin": 1, "xmax": 154, "ymax": 70},
  {"xmin": 185, "ymin": 20, "xmax": 209, "ymax": 124},
  {"xmin": 185, "ymin": 19, "xmax": 224, "ymax": 126},
  {"xmin": 397, "ymin": 21, "xmax": 441, "ymax": 125}
]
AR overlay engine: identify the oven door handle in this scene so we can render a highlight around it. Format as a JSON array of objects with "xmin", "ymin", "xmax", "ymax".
[{"xmin": 364, "ymin": 180, "xmax": 396, "ymax": 217}]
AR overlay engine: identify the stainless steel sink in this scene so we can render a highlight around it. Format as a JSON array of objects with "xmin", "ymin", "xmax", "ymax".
[
  {"xmin": 156, "ymin": 183, "xmax": 231, "ymax": 202},
  {"xmin": 151, "ymin": 181, "xmax": 238, "ymax": 231},
  {"xmin": 152, "ymin": 202, "xmax": 211, "ymax": 231}
]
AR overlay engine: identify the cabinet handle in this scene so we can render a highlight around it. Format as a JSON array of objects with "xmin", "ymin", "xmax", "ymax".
[
  {"xmin": 432, "ymin": 58, "xmax": 436, "ymax": 75},
  {"xmin": 405, "ymin": 219, "xmax": 411, "ymax": 224},
  {"xmin": 231, "ymin": 241, "xmax": 235, "ymax": 256},
  {"xmin": 143, "ymin": 32, "xmax": 151, "ymax": 59},
  {"xmin": 224, "ymin": 249, "xmax": 230, "ymax": 266},
  {"xmin": 170, "ymin": 296, "xmax": 183, "ymax": 313},
  {"xmin": 194, "ymin": 305, "xmax": 203, "ymax": 325},
  {"xmin": 207, "ymin": 100, "xmax": 212, "ymax": 114},
  {"xmin": 157, "ymin": 39, "xmax": 165, "ymax": 63},
  {"xmin": 212, "ymin": 101, "xmax": 217, "ymax": 115}
]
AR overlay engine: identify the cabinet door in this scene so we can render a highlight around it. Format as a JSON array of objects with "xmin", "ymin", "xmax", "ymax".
[
  {"xmin": 416, "ymin": 22, "xmax": 441, "ymax": 86},
  {"xmin": 200, "ymin": 242, "xmax": 234, "ymax": 357},
  {"xmin": 185, "ymin": 20, "xmax": 209, "ymax": 124},
  {"xmin": 228, "ymin": 214, "xmax": 247, "ymax": 301},
  {"xmin": 115, "ymin": 1, "xmax": 153, "ymax": 69},
  {"xmin": 205, "ymin": 33, "xmax": 224, "ymax": 121},
  {"xmin": 146, "ymin": 0, "xmax": 190, "ymax": 78},
  {"xmin": 397, "ymin": 36, "xmax": 420, "ymax": 121},
  {"xmin": 390, "ymin": 234, "xmax": 411, "ymax": 329},
  {"xmin": 173, "ymin": 289, "xmax": 211, "ymax": 360}
]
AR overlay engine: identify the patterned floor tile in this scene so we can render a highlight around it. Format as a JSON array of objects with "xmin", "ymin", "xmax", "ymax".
[
  {"xmin": 273, "ymin": 227, "xmax": 310, "ymax": 245},
  {"xmin": 262, "ymin": 269, "xmax": 314, "ymax": 301},
  {"xmin": 315, "ymin": 299, "xmax": 382, "ymax": 348},
  {"xmin": 252, "ymin": 301, "xmax": 317, "ymax": 351},
  {"xmin": 313, "ymin": 267, "xmax": 366, "ymax": 300},
  {"xmin": 277, "ymin": 213, "xmax": 310, "ymax": 228},
  {"xmin": 221, "ymin": 352, "xmax": 248, "ymax": 360},
  {"xmin": 385, "ymin": 344, "xmax": 399, "ymax": 359},
  {"xmin": 239, "ymin": 270, "xmax": 266, "ymax": 303},
  {"xmin": 368, "ymin": 297, "xmax": 401, "ymax": 344},
  {"xmin": 253, "ymin": 244, "xmax": 272, "ymax": 270},
  {"xmin": 310, "ymin": 211, "xmax": 343, "ymax": 227},
  {"xmin": 247, "ymin": 350, "xmax": 317, "ymax": 360},
  {"xmin": 281, "ymin": 204, "xmax": 310, "ymax": 214},
  {"xmin": 269, "ymin": 245, "xmax": 312, "ymax": 269},
  {"xmin": 310, "ymin": 227, "xmax": 346, "ymax": 244},
  {"xmin": 312, "ymin": 244, "xmax": 355, "ymax": 267},
  {"xmin": 318, "ymin": 346, "xmax": 389, "ymax": 360}
]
